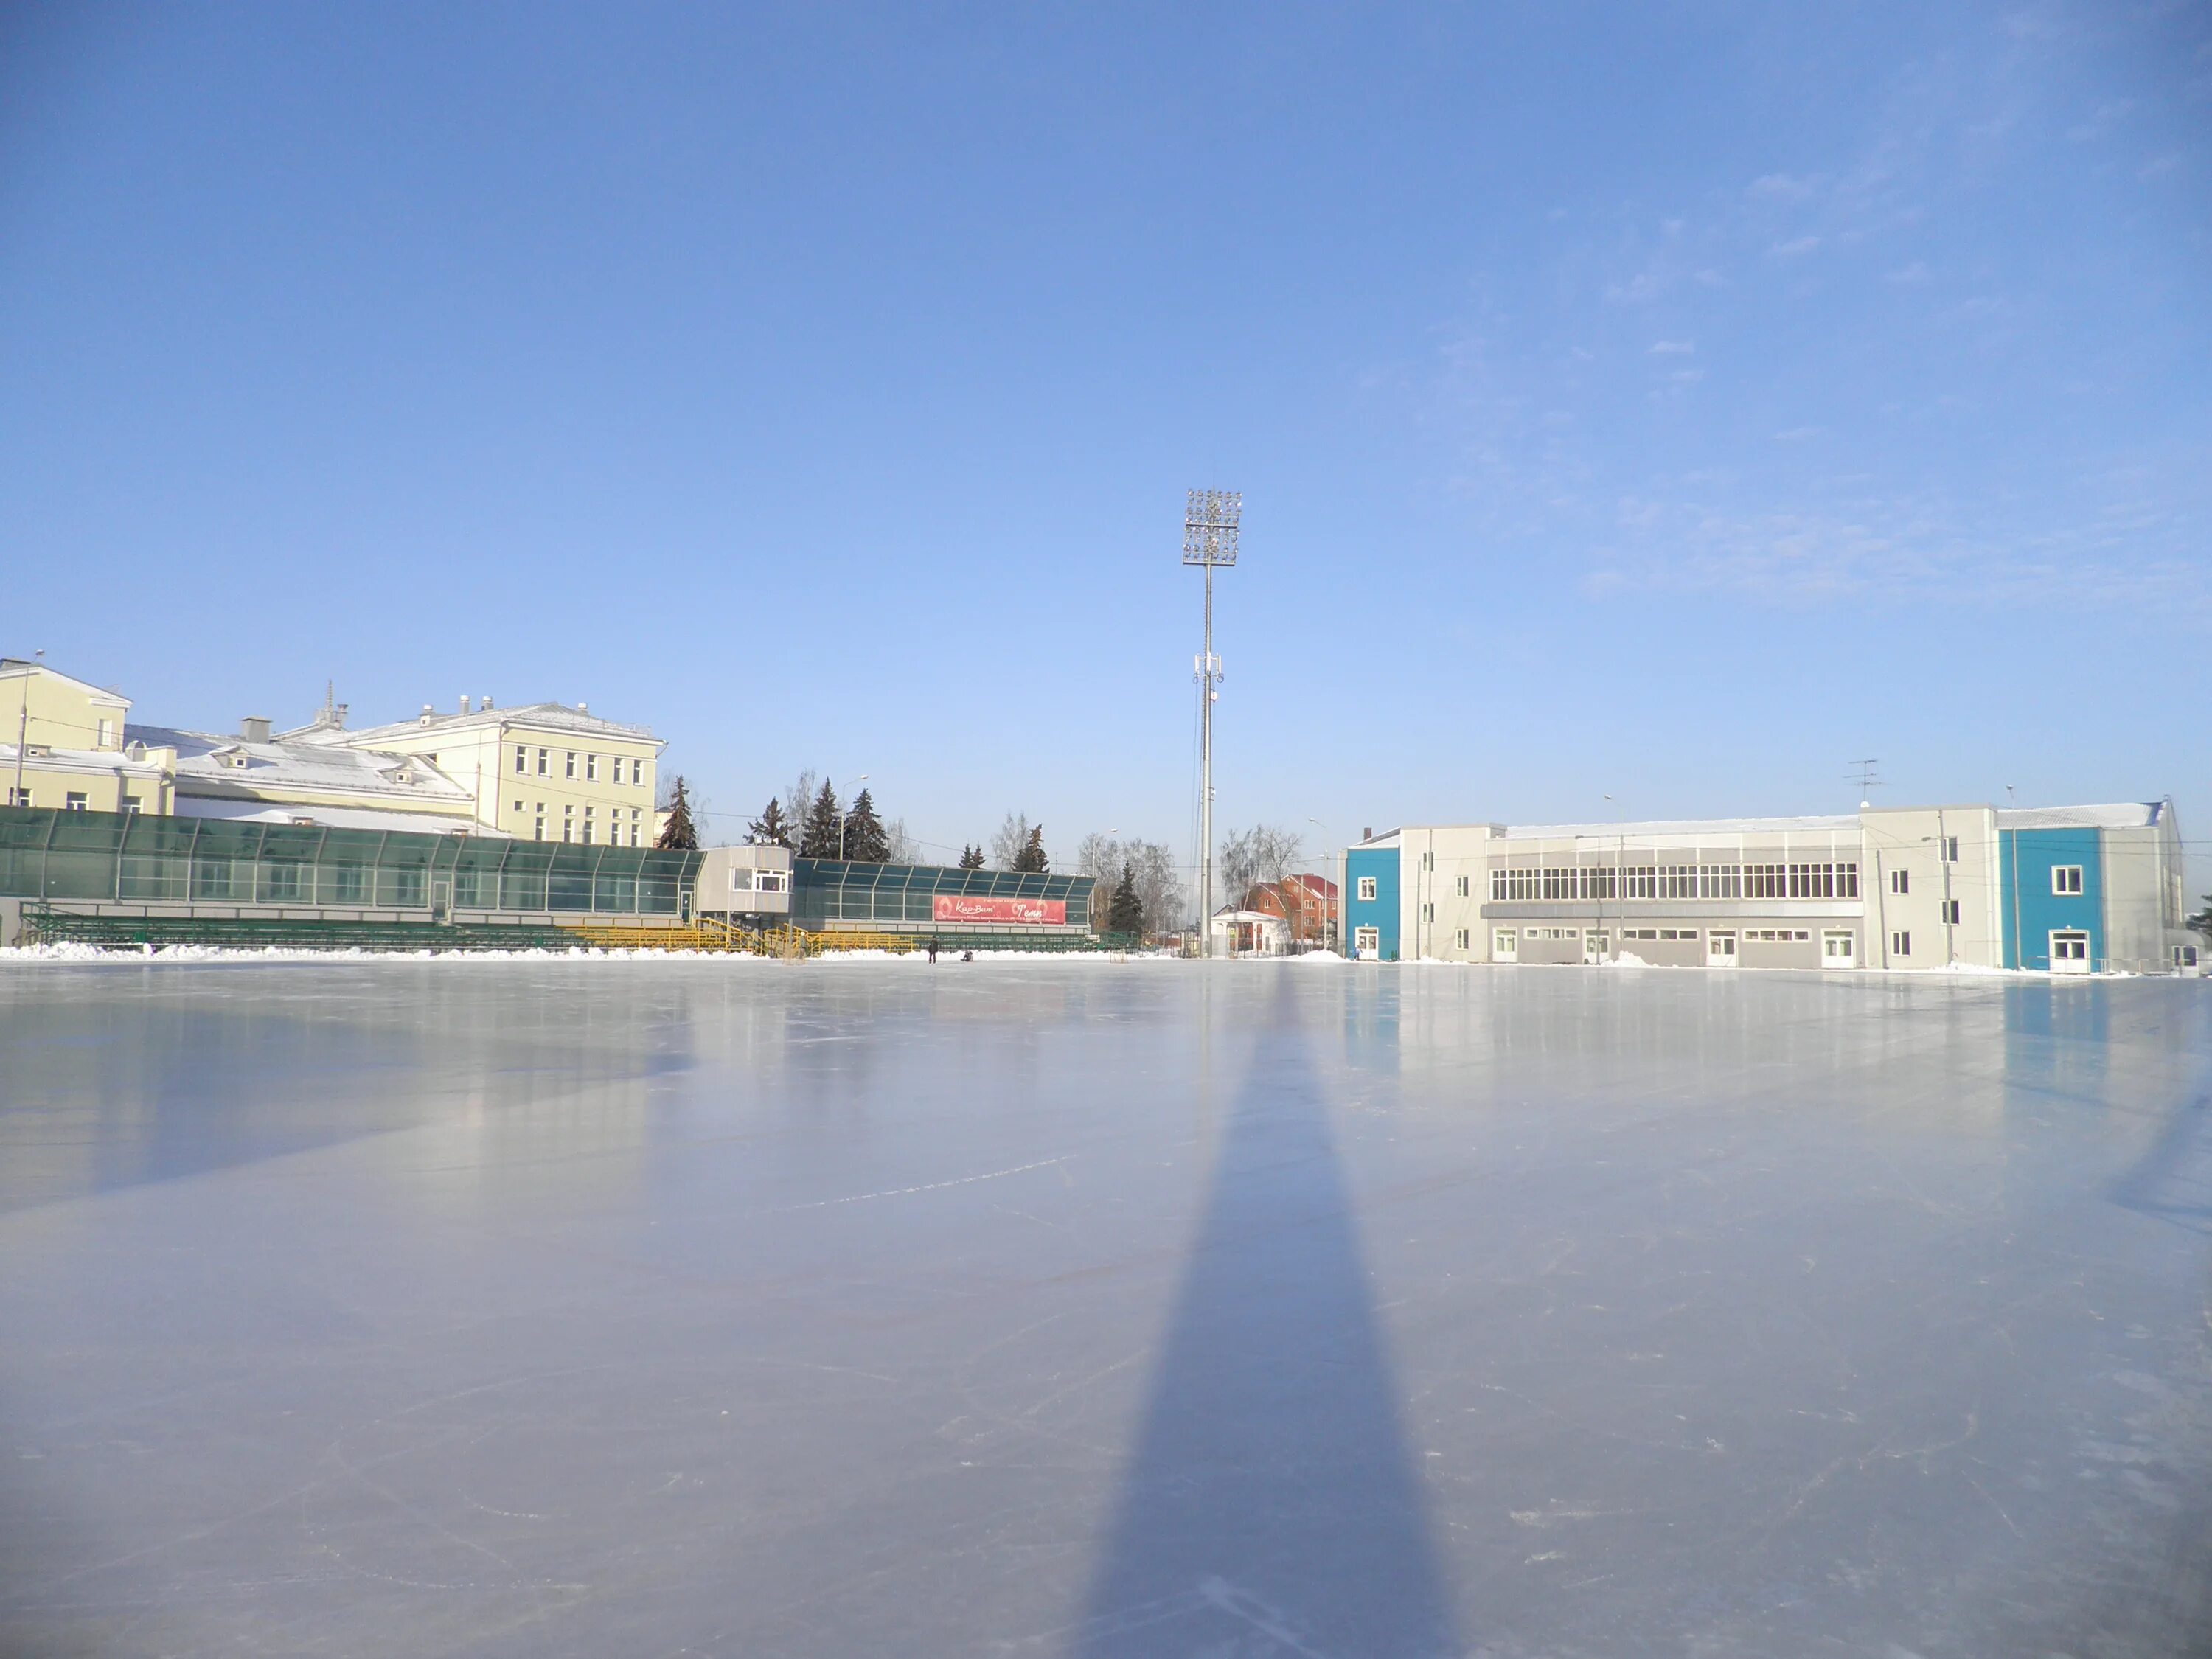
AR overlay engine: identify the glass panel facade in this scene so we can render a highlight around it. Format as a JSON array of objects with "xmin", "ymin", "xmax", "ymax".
[
  {"xmin": 0, "ymin": 807, "xmax": 703, "ymax": 920},
  {"xmin": 787, "ymin": 858, "xmax": 1096, "ymax": 930}
]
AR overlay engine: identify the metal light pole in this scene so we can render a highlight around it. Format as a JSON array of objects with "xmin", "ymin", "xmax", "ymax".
[
  {"xmin": 1184, "ymin": 490, "xmax": 1240, "ymax": 957},
  {"xmin": 836, "ymin": 773, "xmax": 869, "ymax": 861},
  {"xmin": 1307, "ymin": 817, "xmax": 1333, "ymax": 953}
]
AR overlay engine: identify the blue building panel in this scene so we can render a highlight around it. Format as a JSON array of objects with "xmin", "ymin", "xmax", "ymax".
[
  {"xmin": 2000, "ymin": 828, "xmax": 2103, "ymax": 970},
  {"xmin": 1343, "ymin": 846, "xmax": 1400, "ymax": 961}
]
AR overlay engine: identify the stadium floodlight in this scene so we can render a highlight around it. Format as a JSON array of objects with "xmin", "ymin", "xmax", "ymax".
[
  {"xmin": 1184, "ymin": 490, "xmax": 1240, "ymax": 956},
  {"xmin": 1182, "ymin": 489, "xmax": 1241, "ymax": 568}
]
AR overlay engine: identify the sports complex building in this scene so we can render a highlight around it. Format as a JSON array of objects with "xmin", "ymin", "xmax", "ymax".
[
  {"xmin": 0, "ymin": 807, "xmax": 1098, "ymax": 952},
  {"xmin": 1343, "ymin": 800, "xmax": 2199, "ymax": 975}
]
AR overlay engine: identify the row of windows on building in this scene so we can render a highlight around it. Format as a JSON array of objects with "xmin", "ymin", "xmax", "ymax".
[
  {"xmin": 1483, "ymin": 862, "xmax": 1864, "ymax": 902},
  {"xmin": 8, "ymin": 789, "xmax": 145, "ymax": 813},
  {"xmin": 515, "ymin": 800, "xmax": 646, "ymax": 845},
  {"xmin": 512, "ymin": 745, "xmax": 648, "ymax": 785}
]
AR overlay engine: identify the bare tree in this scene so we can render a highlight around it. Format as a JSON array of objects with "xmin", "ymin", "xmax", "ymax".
[
  {"xmin": 1126, "ymin": 839, "xmax": 1185, "ymax": 937},
  {"xmin": 1217, "ymin": 824, "xmax": 1302, "ymax": 908},
  {"xmin": 782, "ymin": 769, "xmax": 821, "ymax": 844},
  {"xmin": 1075, "ymin": 832, "xmax": 1125, "ymax": 930},
  {"xmin": 990, "ymin": 810, "xmax": 1032, "ymax": 871},
  {"xmin": 883, "ymin": 818, "xmax": 921, "ymax": 864}
]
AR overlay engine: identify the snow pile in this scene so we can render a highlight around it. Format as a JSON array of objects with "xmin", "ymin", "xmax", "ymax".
[{"xmin": 0, "ymin": 942, "xmax": 1178, "ymax": 968}]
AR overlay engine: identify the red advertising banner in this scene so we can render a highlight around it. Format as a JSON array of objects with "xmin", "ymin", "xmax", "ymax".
[{"xmin": 933, "ymin": 894, "xmax": 1067, "ymax": 926}]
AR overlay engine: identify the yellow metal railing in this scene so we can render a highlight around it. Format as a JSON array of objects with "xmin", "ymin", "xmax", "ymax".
[{"xmin": 554, "ymin": 920, "xmax": 934, "ymax": 957}]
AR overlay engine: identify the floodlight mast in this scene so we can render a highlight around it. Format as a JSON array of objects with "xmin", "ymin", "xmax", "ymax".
[{"xmin": 1183, "ymin": 490, "xmax": 1240, "ymax": 958}]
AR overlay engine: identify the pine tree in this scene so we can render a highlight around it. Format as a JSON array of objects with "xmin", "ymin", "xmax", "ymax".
[
  {"xmin": 747, "ymin": 796, "xmax": 792, "ymax": 848},
  {"xmin": 1014, "ymin": 825, "xmax": 1048, "ymax": 874},
  {"xmin": 1107, "ymin": 864, "xmax": 1144, "ymax": 937},
  {"xmin": 958, "ymin": 844, "xmax": 984, "ymax": 871},
  {"xmin": 841, "ymin": 788, "xmax": 890, "ymax": 863},
  {"xmin": 799, "ymin": 781, "xmax": 842, "ymax": 859},
  {"xmin": 655, "ymin": 776, "xmax": 700, "ymax": 851}
]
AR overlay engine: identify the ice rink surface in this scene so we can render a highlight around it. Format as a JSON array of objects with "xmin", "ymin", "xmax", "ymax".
[{"xmin": 3, "ymin": 958, "xmax": 2211, "ymax": 1658}]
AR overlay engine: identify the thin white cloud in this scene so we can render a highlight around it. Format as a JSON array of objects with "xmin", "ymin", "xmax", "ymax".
[
  {"xmin": 1747, "ymin": 173, "xmax": 1818, "ymax": 201},
  {"xmin": 1768, "ymin": 234, "xmax": 1822, "ymax": 257},
  {"xmin": 1648, "ymin": 340, "xmax": 1695, "ymax": 355}
]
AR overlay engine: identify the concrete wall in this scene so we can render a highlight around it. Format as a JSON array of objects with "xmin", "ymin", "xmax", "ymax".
[{"xmin": 694, "ymin": 845, "xmax": 794, "ymax": 917}]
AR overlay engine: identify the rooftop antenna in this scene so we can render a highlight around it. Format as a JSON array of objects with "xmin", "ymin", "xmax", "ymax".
[
  {"xmin": 1848, "ymin": 758, "xmax": 1882, "ymax": 810},
  {"xmin": 1184, "ymin": 488, "xmax": 1240, "ymax": 956}
]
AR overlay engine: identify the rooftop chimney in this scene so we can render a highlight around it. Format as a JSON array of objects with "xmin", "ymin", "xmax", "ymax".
[
  {"xmin": 481, "ymin": 695, "xmax": 493, "ymax": 710},
  {"xmin": 1362, "ymin": 827, "xmax": 1372, "ymax": 841},
  {"xmin": 418, "ymin": 703, "xmax": 434, "ymax": 726},
  {"xmin": 239, "ymin": 716, "xmax": 271, "ymax": 744},
  {"xmin": 577, "ymin": 701, "xmax": 588, "ymax": 714},
  {"xmin": 459, "ymin": 695, "xmax": 469, "ymax": 714}
]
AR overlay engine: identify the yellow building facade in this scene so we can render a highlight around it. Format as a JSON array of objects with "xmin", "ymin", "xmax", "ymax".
[
  {"xmin": 313, "ymin": 698, "xmax": 664, "ymax": 846},
  {"xmin": 1, "ymin": 659, "xmax": 174, "ymax": 815}
]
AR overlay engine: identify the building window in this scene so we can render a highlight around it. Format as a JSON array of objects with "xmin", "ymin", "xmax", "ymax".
[
  {"xmin": 1455, "ymin": 928, "xmax": 1470, "ymax": 950},
  {"xmin": 1357, "ymin": 876, "xmax": 1377, "ymax": 902},
  {"xmin": 64, "ymin": 791, "xmax": 88, "ymax": 811},
  {"xmin": 122, "ymin": 795, "xmax": 142, "ymax": 815},
  {"xmin": 515, "ymin": 745, "xmax": 528, "ymax": 773},
  {"xmin": 1455, "ymin": 874, "xmax": 1469, "ymax": 897},
  {"xmin": 1892, "ymin": 931, "xmax": 1911, "ymax": 956},
  {"xmin": 585, "ymin": 754, "xmax": 599, "ymax": 782},
  {"xmin": 97, "ymin": 719, "xmax": 114, "ymax": 746},
  {"xmin": 2053, "ymin": 931, "xmax": 2090, "ymax": 963},
  {"xmin": 565, "ymin": 751, "xmax": 577, "ymax": 779},
  {"xmin": 1489, "ymin": 869, "xmax": 1506, "ymax": 900},
  {"xmin": 535, "ymin": 803, "xmax": 546, "ymax": 841},
  {"xmin": 512, "ymin": 800, "xmax": 523, "ymax": 815},
  {"xmin": 1423, "ymin": 902, "xmax": 1434, "ymax": 922},
  {"xmin": 1941, "ymin": 836, "xmax": 1959, "ymax": 862},
  {"xmin": 536, "ymin": 748, "xmax": 549, "ymax": 776},
  {"xmin": 630, "ymin": 757, "xmax": 644, "ymax": 785},
  {"xmin": 2052, "ymin": 865, "xmax": 2083, "ymax": 895},
  {"xmin": 1890, "ymin": 868, "xmax": 1909, "ymax": 895},
  {"xmin": 582, "ymin": 806, "xmax": 595, "ymax": 844},
  {"xmin": 1941, "ymin": 899, "xmax": 1961, "ymax": 924}
]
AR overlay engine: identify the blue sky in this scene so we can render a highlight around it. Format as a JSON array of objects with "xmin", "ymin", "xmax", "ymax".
[{"xmin": 3, "ymin": 3, "xmax": 2207, "ymax": 881}]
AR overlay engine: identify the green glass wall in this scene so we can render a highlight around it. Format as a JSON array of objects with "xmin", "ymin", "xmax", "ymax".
[
  {"xmin": 789, "ymin": 857, "xmax": 1096, "ymax": 929},
  {"xmin": 0, "ymin": 807, "xmax": 701, "ymax": 917}
]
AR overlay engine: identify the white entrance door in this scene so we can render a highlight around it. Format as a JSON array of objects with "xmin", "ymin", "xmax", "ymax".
[
  {"xmin": 1583, "ymin": 930, "xmax": 1610, "ymax": 964},
  {"xmin": 1354, "ymin": 925, "xmax": 1380, "ymax": 960},
  {"xmin": 1492, "ymin": 928, "xmax": 1517, "ymax": 962},
  {"xmin": 2051, "ymin": 931, "xmax": 2091, "ymax": 975},
  {"xmin": 1708, "ymin": 931, "xmax": 1739, "ymax": 967},
  {"xmin": 1822, "ymin": 931, "xmax": 1855, "ymax": 967}
]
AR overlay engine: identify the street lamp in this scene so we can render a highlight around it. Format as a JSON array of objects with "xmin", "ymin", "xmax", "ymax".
[
  {"xmin": 836, "ymin": 773, "xmax": 869, "ymax": 861},
  {"xmin": 1307, "ymin": 816, "xmax": 1333, "ymax": 953}
]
